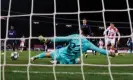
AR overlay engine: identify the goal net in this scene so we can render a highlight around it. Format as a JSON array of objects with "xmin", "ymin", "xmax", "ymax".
[{"xmin": 1, "ymin": 0, "xmax": 133, "ymax": 80}]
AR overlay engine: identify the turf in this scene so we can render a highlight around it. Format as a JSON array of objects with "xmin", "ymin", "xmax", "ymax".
[{"xmin": 1, "ymin": 51, "xmax": 133, "ymax": 80}]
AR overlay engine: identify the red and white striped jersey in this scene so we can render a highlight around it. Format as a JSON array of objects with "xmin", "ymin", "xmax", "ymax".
[{"xmin": 106, "ymin": 26, "xmax": 119, "ymax": 39}]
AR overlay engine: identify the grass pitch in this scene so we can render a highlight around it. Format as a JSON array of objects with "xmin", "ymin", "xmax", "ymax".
[{"xmin": 1, "ymin": 51, "xmax": 133, "ymax": 80}]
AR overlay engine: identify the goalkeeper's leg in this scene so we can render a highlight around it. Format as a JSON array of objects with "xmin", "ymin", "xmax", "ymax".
[
  {"xmin": 31, "ymin": 51, "xmax": 53, "ymax": 61},
  {"xmin": 31, "ymin": 50, "xmax": 60, "ymax": 64}
]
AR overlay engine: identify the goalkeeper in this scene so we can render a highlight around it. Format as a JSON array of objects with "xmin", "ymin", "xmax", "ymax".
[{"xmin": 31, "ymin": 27, "xmax": 115, "ymax": 64}]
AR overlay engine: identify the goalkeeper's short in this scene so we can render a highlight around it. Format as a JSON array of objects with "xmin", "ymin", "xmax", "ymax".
[{"xmin": 50, "ymin": 48, "xmax": 79, "ymax": 64}]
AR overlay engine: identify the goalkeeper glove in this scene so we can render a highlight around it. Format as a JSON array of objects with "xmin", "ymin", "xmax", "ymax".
[{"xmin": 39, "ymin": 35, "xmax": 48, "ymax": 43}]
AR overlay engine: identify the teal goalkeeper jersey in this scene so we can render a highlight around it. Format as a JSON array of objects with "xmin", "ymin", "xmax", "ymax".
[{"xmin": 51, "ymin": 34, "xmax": 91, "ymax": 59}]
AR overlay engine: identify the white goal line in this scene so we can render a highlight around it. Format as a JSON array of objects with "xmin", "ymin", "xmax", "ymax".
[{"xmin": 11, "ymin": 70, "xmax": 133, "ymax": 75}]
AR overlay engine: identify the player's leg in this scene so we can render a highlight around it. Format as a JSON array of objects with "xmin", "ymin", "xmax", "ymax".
[
  {"xmin": 110, "ymin": 39, "xmax": 120, "ymax": 56},
  {"xmin": 20, "ymin": 47, "xmax": 24, "ymax": 52},
  {"xmin": 105, "ymin": 38, "xmax": 110, "ymax": 49},
  {"xmin": 92, "ymin": 50, "xmax": 96, "ymax": 55},
  {"xmin": 105, "ymin": 39, "xmax": 116, "ymax": 54},
  {"xmin": 84, "ymin": 47, "xmax": 89, "ymax": 58},
  {"xmin": 20, "ymin": 43, "xmax": 24, "ymax": 52},
  {"xmin": 110, "ymin": 39, "xmax": 116, "ymax": 52},
  {"xmin": 20, "ymin": 44, "xmax": 22, "ymax": 52},
  {"xmin": 21, "ymin": 46, "xmax": 24, "ymax": 52},
  {"xmin": 115, "ymin": 43, "xmax": 118, "ymax": 53},
  {"xmin": 31, "ymin": 49, "xmax": 61, "ymax": 63},
  {"xmin": 94, "ymin": 51, "xmax": 97, "ymax": 55},
  {"xmin": 43, "ymin": 44, "xmax": 48, "ymax": 52},
  {"xmin": 31, "ymin": 51, "xmax": 52, "ymax": 61},
  {"xmin": 1, "ymin": 45, "xmax": 4, "ymax": 55},
  {"xmin": 66, "ymin": 58, "xmax": 81, "ymax": 64},
  {"xmin": 12, "ymin": 40, "xmax": 16, "ymax": 51},
  {"xmin": 127, "ymin": 42, "xmax": 131, "ymax": 53}
]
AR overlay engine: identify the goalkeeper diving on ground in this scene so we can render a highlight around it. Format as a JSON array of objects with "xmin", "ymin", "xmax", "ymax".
[{"xmin": 31, "ymin": 27, "xmax": 117, "ymax": 64}]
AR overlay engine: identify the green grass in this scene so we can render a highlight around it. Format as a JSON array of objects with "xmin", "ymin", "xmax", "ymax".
[{"xmin": 1, "ymin": 51, "xmax": 133, "ymax": 80}]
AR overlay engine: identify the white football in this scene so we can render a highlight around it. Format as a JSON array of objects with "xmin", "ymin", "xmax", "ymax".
[{"xmin": 11, "ymin": 52, "xmax": 19, "ymax": 60}]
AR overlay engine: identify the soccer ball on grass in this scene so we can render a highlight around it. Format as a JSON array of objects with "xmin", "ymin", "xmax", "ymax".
[{"xmin": 11, "ymin": 52, "xmax": 19, "ymax": 60}]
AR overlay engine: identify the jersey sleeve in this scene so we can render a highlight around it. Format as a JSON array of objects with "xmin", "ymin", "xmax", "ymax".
[
  {"xmin": 84, "ymin": 40, "xmax": 108, "ymax": 55},
  {"xmin": 50, "ymin": 34, "xmax": 79, "ymax": 43},
  {"xmin": 115, "ymin": 28, "xmax": 119, "ymax": 32},
  {"xmin": 103, "ymin": 26, "xmax": 110, "ymax": 35}
]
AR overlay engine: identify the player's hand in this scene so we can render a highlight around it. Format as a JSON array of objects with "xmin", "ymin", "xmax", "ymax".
[
  {"xmin": 39, "ymin": 35, "xmax": 48, "ymax": 43},
  {"xmin": 39, "ymin": 35, "xmax": 44, "ymax": 40}
]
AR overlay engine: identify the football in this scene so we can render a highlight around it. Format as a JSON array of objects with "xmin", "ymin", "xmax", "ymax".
[{"xmin": 11, "ymin": 52, "xmax": 19, "ymax": 60}]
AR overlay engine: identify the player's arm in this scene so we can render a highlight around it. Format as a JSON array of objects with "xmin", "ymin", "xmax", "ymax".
[
  {"xmin": 116, "ymin": 30, "xmax": 120, "ymax": 43},
  {"xmin": 85, "ymin": 40, "xmax": 108, "ymax": 55},
  {"xmin": 39, "ymin": 34, "xmax": 76, "ymax": 43},
  {"xmin": 127, "ymin": 39, "xmax": 129, "ymax": 46},
  {"xmin": 103, "ymin": 27, "xmax": 109, "ymax": 35},
  {"xmin": 98, "ymin": 41, "xmax": 100, "ymax": 46}
]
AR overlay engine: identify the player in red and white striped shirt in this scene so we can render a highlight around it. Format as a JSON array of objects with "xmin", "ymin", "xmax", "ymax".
[
  {"xmin": 20, "ymin": 35, "xmax": 25, "ymax": 52},
  {"xmin": 104, "ymin": 23, "xmax": 120, "ymax": 54},
  {"xmin": 98, "ymin": 39, "xmax": 104, "ymax": 49}
]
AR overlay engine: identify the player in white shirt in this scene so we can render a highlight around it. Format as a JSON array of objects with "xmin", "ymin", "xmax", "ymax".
[
  {"xmin": 98, "ymin": 39, "xmax": 104, "ymax": 49},
  {"xmin": 20, "ymin": 35, "xmax": 25, "ymax": 52},
  {"xmin": 103, "ymin": 23, "xmax": 120, "ymax": 54}
]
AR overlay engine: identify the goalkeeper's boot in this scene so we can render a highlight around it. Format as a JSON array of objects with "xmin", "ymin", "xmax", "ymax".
[
  {"xmin": 30, "ymin": 57, "xmax": 37, "ymax": 62},
  {"xmin": 85, "ymin": 53, "xmax": 88, "ymax": 58}
]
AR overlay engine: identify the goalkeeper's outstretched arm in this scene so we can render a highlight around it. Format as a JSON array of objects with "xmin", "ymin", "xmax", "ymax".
[{"xmin": 39, "ymin": 34, "xmax": 77, "ymax": 43}]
